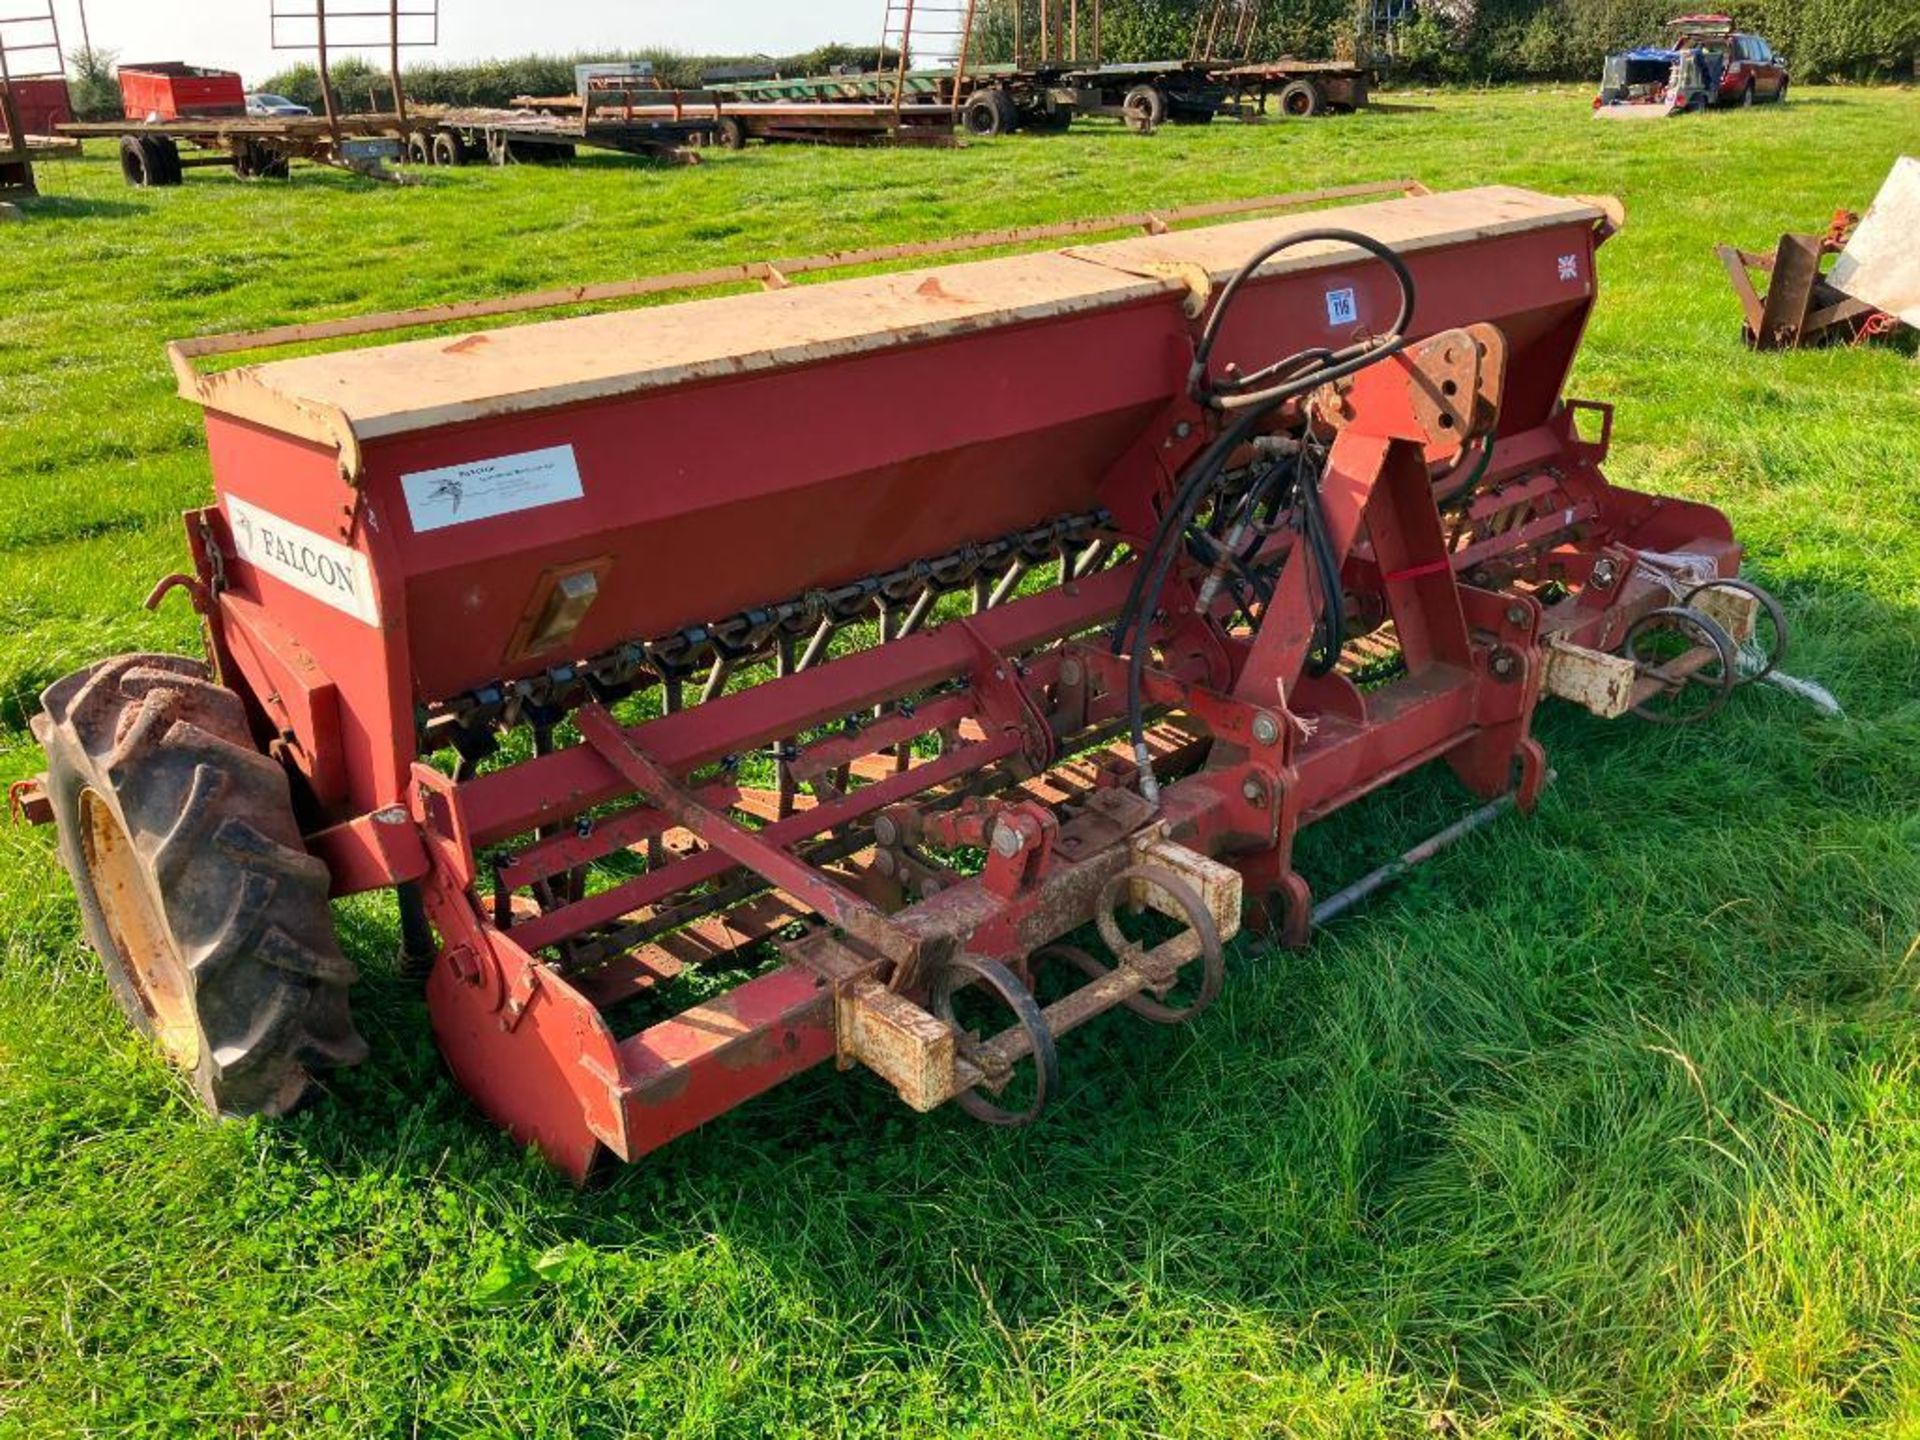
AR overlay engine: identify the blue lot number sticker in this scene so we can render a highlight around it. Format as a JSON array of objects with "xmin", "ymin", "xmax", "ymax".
[{"xmin": 1325, "ymin": 286, "xmax": 1358, "ymax": 327}]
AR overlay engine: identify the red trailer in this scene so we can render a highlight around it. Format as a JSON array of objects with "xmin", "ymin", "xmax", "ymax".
[
  {"xmin": 16, "ymin": 182, "xmax": 1787, "ymax": 1176},
  {"xmin": 0, "ymin": 74, "xmax": 69, "ymax": 132},
  {"xmin": 117, "ymin": 61, "xmax": 247, "ymax": 121}
]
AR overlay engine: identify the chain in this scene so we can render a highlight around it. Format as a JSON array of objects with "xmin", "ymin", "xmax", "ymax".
[{"xmin": 431, "ymin": 509, "xmax": 1113, "ymax": 739}]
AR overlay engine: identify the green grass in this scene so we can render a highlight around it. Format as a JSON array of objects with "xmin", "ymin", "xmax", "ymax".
[{"xmin": 3, "ymin": 86, "xmax": 1920, "ymax": 1436}]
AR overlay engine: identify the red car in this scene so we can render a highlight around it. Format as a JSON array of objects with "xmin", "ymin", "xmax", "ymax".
[{"xmin": 1671, "ymin": 16, "xmax": 1790, "ymax": 106}]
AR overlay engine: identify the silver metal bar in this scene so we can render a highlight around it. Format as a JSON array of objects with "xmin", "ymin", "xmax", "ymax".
[{"xmin": 1311, "ymin": 774, "xmax": 1555, "ymax": 928}]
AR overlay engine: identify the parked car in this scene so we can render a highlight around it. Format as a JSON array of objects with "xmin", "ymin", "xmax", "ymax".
[
  {"xmin": 245, "ymin": 93, "xmax": 313, "ymax": 118},
  {"xmin": 1594, "ymin": 15, "xmax": 1787, "ymax": 117}
]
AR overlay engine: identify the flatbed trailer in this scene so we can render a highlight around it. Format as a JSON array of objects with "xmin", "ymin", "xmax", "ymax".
[
  {"xmin": 0, "ymin": 129, "xmax": 78, "ymax": 207},
  {"xmin": 410, "ymin": 106, "xmax": 714, "ymax": 166},
  {"xmin": 711, "ymin": 58, "xmax": 1233, "ymax": 136},
  {"xmin": 1212, "ymin": 59, "xmax": 1371, "ymax": 116},
  {"xmin": 59, "ymin": 103, "xmax": 728, "ymax": 183},
  {"xmin": 1061, "ymin": 60, "xmax": 1236, "ymax": 130},
  {"xmin": 59, "ymin": 113, "xmax": 428, "ymax": 184},
  {"xmin": 513, "ymin": 89, "xmax": 956, "ymax": 148}
]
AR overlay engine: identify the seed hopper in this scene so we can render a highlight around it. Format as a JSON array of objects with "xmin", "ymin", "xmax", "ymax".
[{"xmin": 16, "ymin": 181, "xmax": 1786, "ymax": 1176}]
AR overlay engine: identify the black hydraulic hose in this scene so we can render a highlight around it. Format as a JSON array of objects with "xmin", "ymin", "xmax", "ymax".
[
  {"xmin": 1187, "ymin": 227, "xmax": 1418, "ymax": 412},
  {"xmin": 1296, "ymin": 452, "xmax": 1345, "ymax": 675},
  {"xmin": 1435, "ymin": 433, "xmax": 1496, "ymax": 512},
  {"xmin": 1117, "ymin": 226, "xmax": 1419, "ymax": 803},
  {"xmin": 1111, "ymin": 407, "xmax": 1266, "ymax": 658}
]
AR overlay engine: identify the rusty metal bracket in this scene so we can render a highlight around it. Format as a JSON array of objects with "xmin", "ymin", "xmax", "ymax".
[
  {"xmin": 143, "ymin": 572, "xmax": 211, "ymax": 616},
  {"xmin": 7, "ymin": 775, "xmax": 51, "ymax": 826},
  {"xmin": 576, "ymin": 703, "xmax": 922, "ymax": 967},
  {"xmin": 784, "ymin": 832, "xmax": 1239, "ymax": 1116},
  {"xmin": 1715, "ymin": 235, "xmax": 1883, "ymax": 350}
]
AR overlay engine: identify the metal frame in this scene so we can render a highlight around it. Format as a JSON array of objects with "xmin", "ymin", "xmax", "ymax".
[
  {"xmin": 880, "ymin": 0, "xmax": 981, "ymax": 108},
  {"xmin": 57, "ymin": 2, "xmax": 444, "ymax": 185},
  {"xmin": 720, "ymin": 0, "xmax": 1365, "ymax": 133},
  {"xmin": 270, "ymin": 0, "xmax": 440, "ymax": 139},
  {"xmin": 0, "ymin": 0, "xmax": 75, "ymax": 196},
  {"xmin": 1191, "ymin": 0, "xmax": 1263, "ymax": 63},
  {"xmin": 1714, "ymin": 222, "xmax": 1884, "ymax": 349}
]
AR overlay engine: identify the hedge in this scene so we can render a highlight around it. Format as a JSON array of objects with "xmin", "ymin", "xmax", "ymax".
[
  {"xmin": 240, "ymin": 0, "xmax": 1913, "ymax": 111},
  {"xmin": 255, "ymin": 46, "xmax": 901, "ymax": 113}
]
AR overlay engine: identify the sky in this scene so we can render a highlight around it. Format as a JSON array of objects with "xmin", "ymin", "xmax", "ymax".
[{"xmin": 55, "ymin": 1, "xmax": 887, "ymax": 83}]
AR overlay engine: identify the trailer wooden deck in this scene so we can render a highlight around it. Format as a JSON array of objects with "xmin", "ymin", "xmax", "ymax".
[{"xmin": 513, "ymin": 88, "xmax": 955, "ymax": 148}]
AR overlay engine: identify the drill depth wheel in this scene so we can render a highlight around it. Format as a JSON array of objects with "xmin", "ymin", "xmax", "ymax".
[
  {"xmin": 1622, "ymin": 605, "xmax": 1738, "ymax": 724},
  {"xmin": 930, "ymin": 953, "xmax": 1058, "ymax": 1127}
]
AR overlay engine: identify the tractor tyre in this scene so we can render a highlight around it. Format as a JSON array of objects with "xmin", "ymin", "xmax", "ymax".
[
  {"xmin": 120, "ymin": 135, "xmax": 181, "ymax": 188},
  {"xmin": 1277, "ymin": 79, "xmax": 1323, "ymax": 117},
  {"xmin": 962, "ymin": 89, "xmax": 1019, "ymax": 137},
  {"xmin": 1122, "ymin": 85, "xmax": 1167, "ymax": 134},
  {"xmin": 152, "ymin": 137, "xmax": 184, "ymax": 185},
  {"xmin": 1023, "ymin": 100, "xmax": 1073, "ymax": 133},
  {"xmin": 234, "ymin": 139, "xmax": 290, "ymax": 180},
  {"xmin": 35, "ymin": 654, "xmax": 366, "ymax": 1117}
]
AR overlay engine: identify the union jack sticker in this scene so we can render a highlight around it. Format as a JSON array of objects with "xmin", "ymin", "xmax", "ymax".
[{"xmin": 1557, "ymin": 254, "xmax": 1581, "ymax": 282}]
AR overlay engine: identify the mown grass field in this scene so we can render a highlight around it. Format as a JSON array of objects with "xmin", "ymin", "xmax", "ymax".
[{"xmin": 2, "ymin": 85, "xmax": 1918, "ymax": 1436}]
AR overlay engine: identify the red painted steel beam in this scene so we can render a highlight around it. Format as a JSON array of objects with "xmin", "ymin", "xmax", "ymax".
[
  {"xmin": 507, "ymin": 728, "xmax": 1020, "ymax": 953},
  {"xmin": 575, "ymin": 704, "xmax": 901, "ymax": 949},
  {"xmin": 494, "ymin": 779, "xmax": 746, "ymax": 893},
  {"xmin": 614, "ymin": 964, "xmax": 837, "ymax": 1162}
]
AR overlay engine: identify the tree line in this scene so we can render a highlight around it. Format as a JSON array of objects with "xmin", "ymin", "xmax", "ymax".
[
  {"xmin": 62, "ymin": 0, "xmax": 1912, "ymax": 122},
  {"xmin": 1011, "ymin": 0, "xmax": 1915, "ymax": 81}
]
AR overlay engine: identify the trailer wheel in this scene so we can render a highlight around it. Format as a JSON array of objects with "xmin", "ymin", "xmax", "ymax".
[
  {"xmin": 406, "ymin": 133, "xmax": 432, "ymax": 166},
  {"xmin": 119, "ymin": 135, "xmax": 181, "ymax": 188},
  {"xmin": 233, "ymin": 139, "xmax": 290, "ymax": 181},
  {"xmin": 34, "ymin": 655, "xmax": 366, "ymax": 1117},
  {"xmin": 430, "ymin": 130, "xmax": 468, "ymax": 166},
  {"xmin": 1122, "ymin": 85, "xmax": 1166, "ymax": 134},
  {"xmin": 714, "ymin": 117, "xmax": 747, "ymax": 150},
  {"xmin": 1024, "ymin": 100, "xmax": 1073, "ymax": 133},
  {"xmin": 152, "ymin": 137, "xmax": 184, "ymax": 185},
  {"xmin": 962, "ymin": 89, "xmax": 1019, "ymax": 137},
  {"xmin": 1277, "ymin": 79, "xmax": 1323, "ymax": 117}
]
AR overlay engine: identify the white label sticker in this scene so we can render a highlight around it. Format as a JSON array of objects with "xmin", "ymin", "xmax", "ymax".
[
  {"xmin": 1325, "ymin": 286, "xmax": 1358, "ymax": 327},
  {"xmin": 226, "ymin": 495, "xmax": 380, "ymax": 625},
  {"xmin": 401, "ymin": 445, "xmax": 584, "ymax": 534}
]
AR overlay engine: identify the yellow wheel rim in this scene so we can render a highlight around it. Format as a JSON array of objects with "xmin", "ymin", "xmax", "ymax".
[{"xmin": 80, "ymin": 788, "xmax": 201, "ymax": 1070}]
